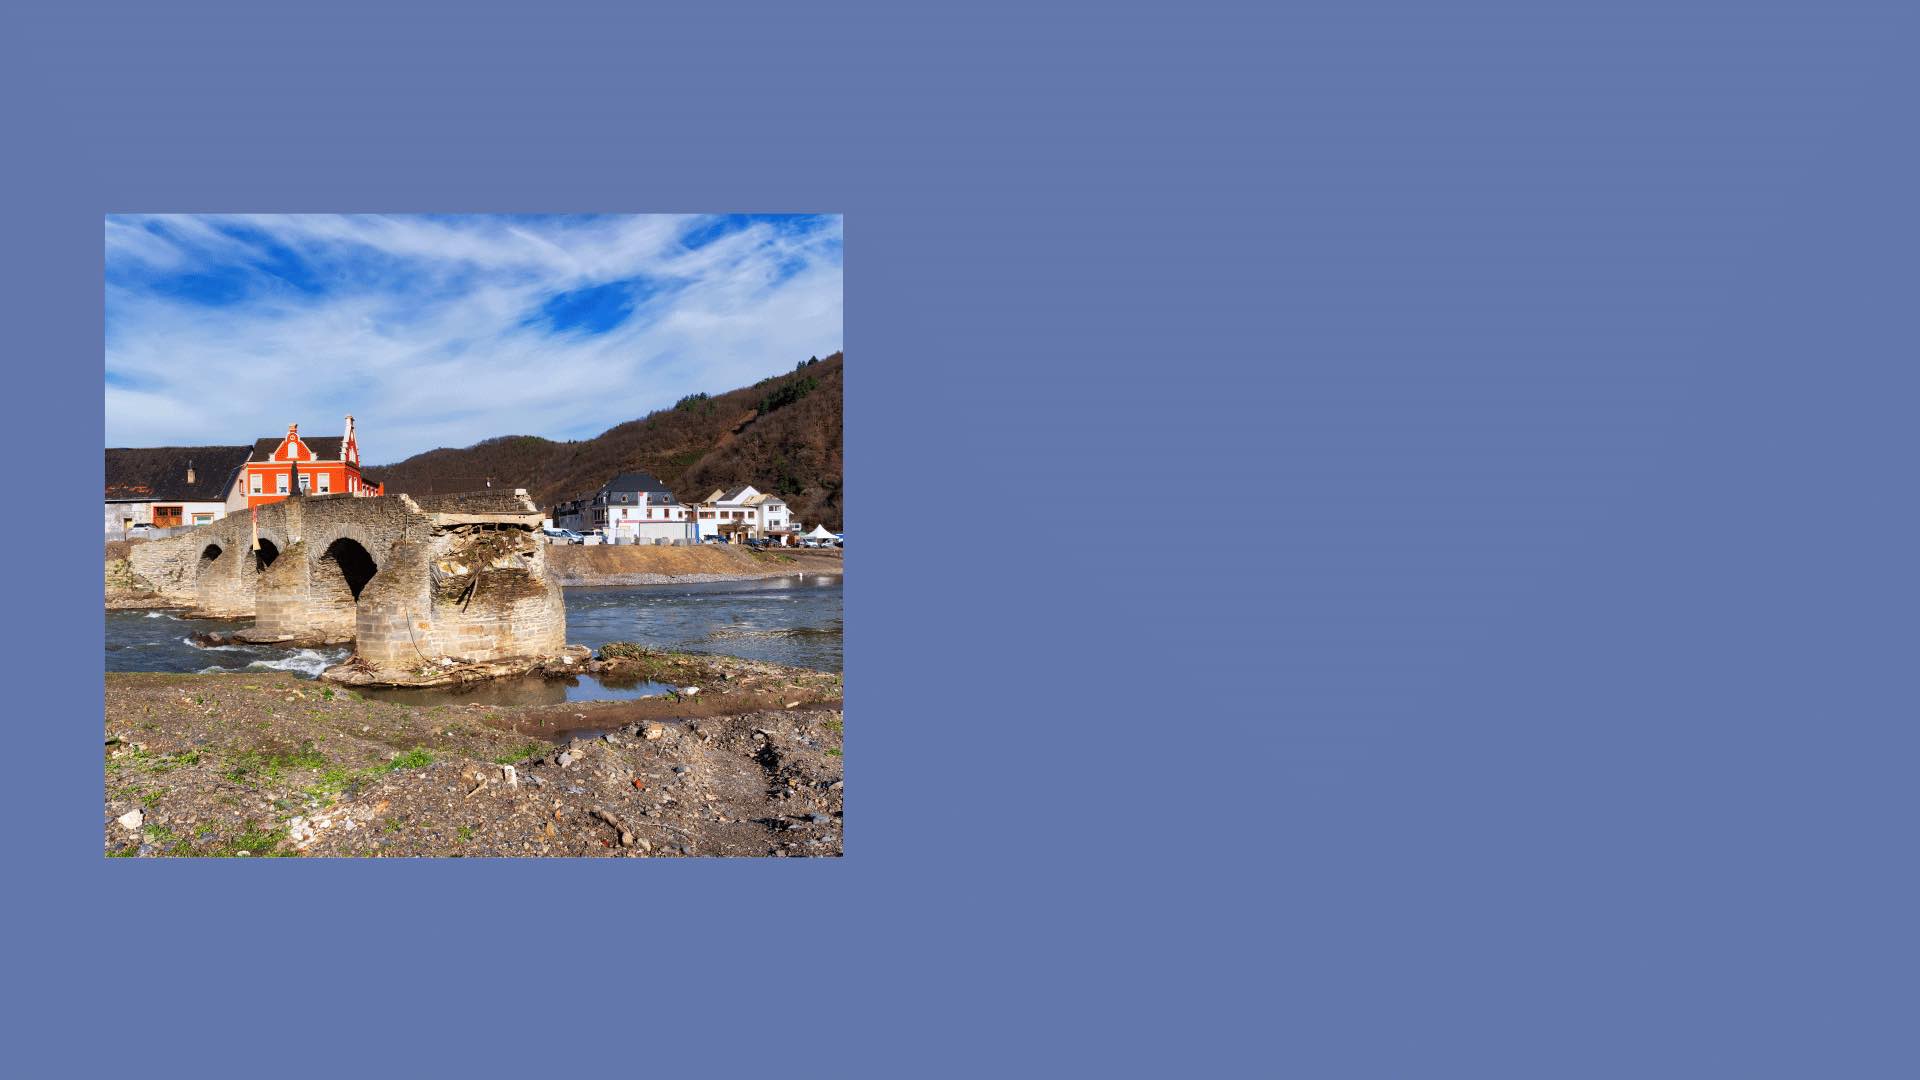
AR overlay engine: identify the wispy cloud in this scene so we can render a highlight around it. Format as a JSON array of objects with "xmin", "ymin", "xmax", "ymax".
[{"xmin": 104, "ymin": 213, "xmax": 843, "ymax": 461}]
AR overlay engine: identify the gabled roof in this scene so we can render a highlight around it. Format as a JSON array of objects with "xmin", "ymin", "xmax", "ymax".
[
  {"xmin": 598, "ymin": 470, "xmax": 672, "ymax": 495},
  {"xmin": 719, "ymin": 485, "xmax": 757, "ymax": 503},
  {"xmin": 105, "ymin": 445, "xmax": 253, "ymax": 503},
  {"xmin": 248, "ymin": 435, "xmax": 347, "ymax": 462}
]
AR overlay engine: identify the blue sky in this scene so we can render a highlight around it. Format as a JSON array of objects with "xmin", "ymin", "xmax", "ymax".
[{"xmin": 105, "ymin": 213, "xmax": 843, "ymax": 461}]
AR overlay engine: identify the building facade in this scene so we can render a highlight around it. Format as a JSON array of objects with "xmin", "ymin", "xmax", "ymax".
[
  {"xmin": 242, "ymin": 417, "xmax": 380, "ymax": 508},
  {"xmin": 567, "ymin": 471, "xmax": 698, "ymax": 542},
  {"xmin": 696, "ymin": 485, "xmax": 793, "ymax": 540},
  {"xmin": 105, "ymin": 445, "xmax": 252, "ymax": 537}
]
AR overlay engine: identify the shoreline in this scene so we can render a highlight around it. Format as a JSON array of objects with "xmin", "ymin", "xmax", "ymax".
[{"xmin": 104, "ymin": 650, "xmax": 843, "ymax": 858}]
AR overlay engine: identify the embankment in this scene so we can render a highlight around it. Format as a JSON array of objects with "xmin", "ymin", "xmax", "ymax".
[{"xmin": 544, "ymin": 544, "xmax": 843, "ymax": 586}]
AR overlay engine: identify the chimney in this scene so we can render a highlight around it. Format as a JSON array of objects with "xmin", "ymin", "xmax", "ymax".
[
  {"xmin": 343, "ymin": 414, "xmax": 356, "ymax": 462},
  {"xmin": 186, "ymin": 459, "xmax": 195, "ymax": 485}
]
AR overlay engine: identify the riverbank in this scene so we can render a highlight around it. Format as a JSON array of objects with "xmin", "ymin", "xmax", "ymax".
[
  {"xmin": 544, "ymin": 543, "xmax": 843, "ymax": 586},
  {"xmin": 104, "ymin": 650, "xmax": 843, "ymax": 857}
]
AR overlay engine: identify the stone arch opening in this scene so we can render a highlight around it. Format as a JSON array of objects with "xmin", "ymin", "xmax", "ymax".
[
  {"xmin": 319, "ymin": 537, "xmax": 379, "ymax": 602},
  {"xmin": 255, "ymin": 538, "xmax": 280, "ymax": 573},
  {"xmin": 198, "ymin": 543, "xmax": 223, "ymax": 577}
]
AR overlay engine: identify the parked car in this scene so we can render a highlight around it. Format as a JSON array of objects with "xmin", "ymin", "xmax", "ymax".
[
  {"xmin": 541, "ymin": 527, "xmax": 585, "ymax": 544},
  {"xmin": 126, "ymin": 522, "xmax": 154, "ymax": 536}
]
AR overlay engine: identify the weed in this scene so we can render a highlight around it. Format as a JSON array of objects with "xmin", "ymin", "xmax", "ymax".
[
  {"xmin": 209, "ymin": 822, "xmax": 293, "ymax": 857},
  {"xmin": 140, "ymin": 789, "xmax": 162, "ymax": 807},
  {"xmin": 492, "ymin": 742, "xmax": 544, "ymax": 765},
  {"xmin": 825, "ymin": 747, "xmax": 843, "ymax": 757},
  {"xmin": 107, "ymin": 846, "xmax": 137, "ymax": 858},
  {"xmin": 457, "ymin": 825, "xmax": 474, "ymax": 843},
  {"xmin": 383, "ymin": 817, "xmax": 404, "ymax": 834},
  {"xmin": 386, "ymin": 748, "xmax": 433, "ymax": 771},
  {"xmin": 146, "ymin": 824, "xmax": 180, "ymax": 846}
]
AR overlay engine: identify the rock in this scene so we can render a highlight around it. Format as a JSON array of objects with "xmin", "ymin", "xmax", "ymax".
[
  {"xmin": 557, "ymin": 752, "xmax": 573, "ymax": 768},
  {"xmin": 501, "ymin": 765, "xmax": 518, "ymax": 788},
  {"xmin": 672, "ymin": 765, "xmax": 689, "ymax": 775},
  {"xmin": 829, "ymin": 780, "xmax": 844, "ymax": 791},
  {"xmin": 643, "ymin": 723, "xmax": 665, "ymax": 741},
  {"xmin": 808, "ymin": 813, "xmax": 831, "ymax": 824},
  {"xmin": 681, "ymin": 686, "xmax": 700, "ymax": 696},
  {"xmin": 784, "ymin": 701, "xmax": 802, "ymax": 709},
  {"xmin": 116, "ymin": 809, "xmax": 144, "ymax": 831}
]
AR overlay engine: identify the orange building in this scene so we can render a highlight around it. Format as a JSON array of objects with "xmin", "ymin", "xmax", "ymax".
[{"xmin": 242, "ymin": 417, "xmax": 382, "ymax": 508}]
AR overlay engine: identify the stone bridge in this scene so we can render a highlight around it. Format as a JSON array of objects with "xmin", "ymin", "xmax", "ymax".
[{"xmin": 125, "ymin": 491, "xmax": 567, "ymax": 679}]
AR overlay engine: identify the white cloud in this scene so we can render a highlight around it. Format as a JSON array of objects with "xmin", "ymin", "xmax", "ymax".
[{"xmin": 104, "ymin": 213, "xmax": 843, "ymax": 462}]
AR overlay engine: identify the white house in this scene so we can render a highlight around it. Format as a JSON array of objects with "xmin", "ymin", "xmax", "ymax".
[
  {"xmin": 565, "ymin": 471, "xmax": 698, "ymax": 543},
  {"xmin": 696, "ymin": 485, "xmax": 793, "ymax": 540}
]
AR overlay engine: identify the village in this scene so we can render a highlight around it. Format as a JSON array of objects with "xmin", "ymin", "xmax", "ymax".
[{"xmin": 105, "ymin": 417, "xmax": 843, "ymax": 550}]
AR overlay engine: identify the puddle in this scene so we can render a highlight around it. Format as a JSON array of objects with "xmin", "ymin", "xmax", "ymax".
[{"xmin": 355, "ymin": 673, "xmax": 681, "ymax": 709}]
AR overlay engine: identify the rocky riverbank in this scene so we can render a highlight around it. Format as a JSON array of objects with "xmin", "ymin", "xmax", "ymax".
[{"xmin": 104, "ymin": 648, "xmax": 843, "ymax": 857}]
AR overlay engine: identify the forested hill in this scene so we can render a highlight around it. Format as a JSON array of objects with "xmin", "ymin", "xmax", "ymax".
[{"xmin": 368, "ymin": 353, "xmax": 843, "ymax": 530}]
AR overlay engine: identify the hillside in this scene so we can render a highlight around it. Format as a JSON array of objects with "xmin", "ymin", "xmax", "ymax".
[{"xmin": 369, "ymin": 353, "xmax": 843, "ymax": 530}]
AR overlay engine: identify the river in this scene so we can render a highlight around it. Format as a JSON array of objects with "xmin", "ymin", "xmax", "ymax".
[{"xmin": 105, "ymin": 574, "xmax": 843, "ymax": 705}]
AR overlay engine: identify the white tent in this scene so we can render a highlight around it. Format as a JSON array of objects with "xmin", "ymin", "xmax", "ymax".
[{"xmin": 803, "ymin": 524, "xmax": 838, "ymax": 542}]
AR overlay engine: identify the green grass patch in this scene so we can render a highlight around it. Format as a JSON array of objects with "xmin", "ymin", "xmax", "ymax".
[
  {"xmin": 386, "ymin": 748, "xmax": 434, "ymax": 771},
  {"xmin": 216, "ymin": 824, "xmax": 294, "ymax": 857},
  {"xmin": 825, "ymin": 747, "xmax": 842, "ymax": 757},
  {"xmin": 456, "ymin": 826, "xmax": 474, "ymax": 843},
  {"xmin": 225, "ymin": 742, "xmax": 331, "ymax": 786},
  {"xmin": 491, "ymin": 742, "xmax": 544, "ymax": 765}
]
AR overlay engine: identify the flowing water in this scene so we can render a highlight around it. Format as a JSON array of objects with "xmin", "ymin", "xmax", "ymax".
[{"xmin": 104, "ymin": 574, "xmax": 843, "ymax": 704}]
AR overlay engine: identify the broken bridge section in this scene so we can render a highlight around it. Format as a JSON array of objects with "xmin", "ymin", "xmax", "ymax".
[{"xmin": 123, "ymin": 491, "xmax": 567, "ymax": 679}]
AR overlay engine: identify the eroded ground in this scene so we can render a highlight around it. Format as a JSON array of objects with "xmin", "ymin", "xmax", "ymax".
[{"xmin": 104, "ymin": 651, "xmax": 843, "ymax": 858}]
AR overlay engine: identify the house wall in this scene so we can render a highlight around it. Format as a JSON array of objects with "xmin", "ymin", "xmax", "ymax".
[{"xmin": 105, "ymin": 501, "xmax": 231, "ymax": 537}]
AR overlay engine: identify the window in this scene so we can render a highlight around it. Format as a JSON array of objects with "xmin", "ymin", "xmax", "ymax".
[
  {"xmin": 298, "ymin": 474, "xmax": 311, "ymax": 492},
  {"xmin": 192, "ymin": 513, "xmax": 214, "ymax": 525},
  {"xmin": 277, "ymin": 475, "xmax": 288, "ymax": 494},
  {"xmin": 251, "ymin": 474, "xmax": 262, "ymax": 494},
  {"xmin": 317, "ymin": 474, "xmax": 330, "ymax": 493}
]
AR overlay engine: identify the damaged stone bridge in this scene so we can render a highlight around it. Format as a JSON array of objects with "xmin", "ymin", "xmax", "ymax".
[{"xmin": 124, "ymin": 491, "xmax": 568, "ymax": 680}]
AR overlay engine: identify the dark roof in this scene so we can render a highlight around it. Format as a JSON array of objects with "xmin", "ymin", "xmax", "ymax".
[
  {"xmin": 248, "ymin": 435, "xmax": 347, "ymax": 462},
  {"xmin": 105, "ymin": 445, "xmax": 252, "ymax": 503},
  {"xmin": 597, "ymin": 471, "xmax": 672, "ymax": 495}
]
